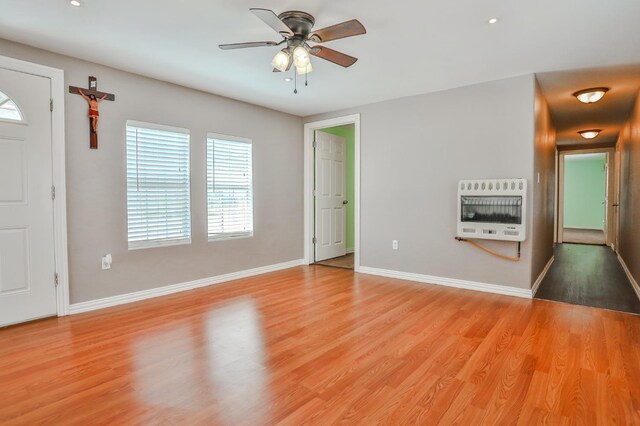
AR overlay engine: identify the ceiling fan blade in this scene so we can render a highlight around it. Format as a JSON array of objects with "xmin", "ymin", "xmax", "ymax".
[
  {"xmin": 219, "ymin": 41, "xmax": 279, "ymax": 50},
  {"xmin": 310, "ymin": 46, "xmax": 358, "ymax": 68},
  {"xmin": 309, "ymin": 19, "xmax": 366, "ymax": 43},
  {"xmin": 250, "ymin": 8, "xmax": 294, "ymax": 37}
]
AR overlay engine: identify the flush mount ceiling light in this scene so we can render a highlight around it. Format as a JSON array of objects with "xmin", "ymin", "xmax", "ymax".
[
  {"xmin": 488, "ymin": 17, "xmax": 499, "ymax": 24},
  {"xmin": 578, "ymin": 129, "xmax": 602, "ymax": 139},
  {"xmin": 69, "ymin": 0, "xmax": 82, "ymax": 6},
  {"xmin": 219, "ymin": 9, "xmax": 366, "ymax": 94},
  {"xmin": 573, "ymin": 87, "xmax": 609, "ymax": 104}
]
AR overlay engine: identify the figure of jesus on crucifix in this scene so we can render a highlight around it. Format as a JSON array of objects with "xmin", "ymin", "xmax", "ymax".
[
  {"xmin": 77, "ymin": 89, "xmax": 107, "ymax": 133},
  {"xmin": 69, "ymin": 76, "xmax": 115, "ymax": 149}
]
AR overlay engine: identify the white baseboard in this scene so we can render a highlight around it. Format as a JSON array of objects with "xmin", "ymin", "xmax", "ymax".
[
  {"xmin": 358, "ymin": 266, "xmax": 532, "ymax": 299},
  {"xmin": 346, "ymin": 248, "xmax": 355, "ymax": 254},
  {"xmin": 564, "ymin": 226, "xmax": 605, "ymax": 231},
  {"xmin": 617, "ymin": 253, "xmax": 640, "ymax": 301},
  {"xmin": 531, "ymin": 256, "xmax": 555, "ymax": 297},
  {"xmin": 69, "ymin": 259, "xmax": 305, "ymax": 314}
]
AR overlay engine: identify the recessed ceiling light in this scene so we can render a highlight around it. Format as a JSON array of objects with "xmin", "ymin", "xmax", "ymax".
[
  {"xmin": 69, "ymin": 0, "xmax": 82, "ymax": 6},
  {"xmin": 283, "ymin": 77, "xmax": 293, "ymax": 82},
  {"xmin": 573, "ymin": 87, "xmax": 609, "ymax": 104},
  {"xmin": 578, "ymin": 129, "xmax": 602, "ymax": 140},
  {"xmin": 488, "ymin": 17, "xmax": 499, "ymax": 24}
]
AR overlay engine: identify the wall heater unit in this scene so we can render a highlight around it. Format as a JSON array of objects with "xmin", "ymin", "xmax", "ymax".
[{"xmin": 457, "ymin": 179, "xmax": 527, "ymax": 242}]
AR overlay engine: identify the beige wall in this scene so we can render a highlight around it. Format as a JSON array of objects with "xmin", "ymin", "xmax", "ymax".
[
  {"xmin": 0, "ymin": 39, "xmax": 304, "ymax": 304},
  {"xmin": 617, "ymin": 91, "xmax": 640, "ymax": 283},
  {"xmin": 306, "ymin": 75, "xmax": 538, "ymax": 290},
  {"xmin": 531, "ymin": 80, "xmax": 556, "ymax": 285}
]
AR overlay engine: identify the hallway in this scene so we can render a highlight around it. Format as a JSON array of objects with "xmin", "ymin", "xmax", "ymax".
[{"xmin": 535, "ymin": 244, "xmax": 640, "ymax": 314}]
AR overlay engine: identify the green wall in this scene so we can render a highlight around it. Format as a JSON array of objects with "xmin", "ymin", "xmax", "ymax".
[
  {"xmin": 563, "ymin": 154, "xmax": 606, "ymax": 230},
  {"xmin": 322, "ymin": 125, "xmax": 355, "ymax": 251}
]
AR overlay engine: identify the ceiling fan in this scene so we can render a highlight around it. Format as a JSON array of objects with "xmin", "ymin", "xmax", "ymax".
[{"xmin": 219, "ymin": 9, "xmax": 366, "ymax": 91}]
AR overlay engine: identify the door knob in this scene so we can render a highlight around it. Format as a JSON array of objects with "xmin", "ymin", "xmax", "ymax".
[{"xmin": 342, "ymin": 200, "xmax": 348, "ymax": 205}]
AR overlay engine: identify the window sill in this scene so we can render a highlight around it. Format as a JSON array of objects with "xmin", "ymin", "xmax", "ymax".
[
  {"xmin": 208, "ymin": 233, "xmax": 253, "ymax": 242},
  {"xmin": 128, "ymin": 238, "xmax": 192, "ymax": 251}
]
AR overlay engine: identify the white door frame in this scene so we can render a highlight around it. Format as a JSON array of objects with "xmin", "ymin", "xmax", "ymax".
[
  {"xmin": 556, "ymin": 147, "xmax": 616, "ymax": 247},
  {"xmin": 0, "ymin": 54, "xmax": 70, "ymax": 316},
  {"xmin": 304, "ymin": 114, "xmax": 361, "ymax": 271}
]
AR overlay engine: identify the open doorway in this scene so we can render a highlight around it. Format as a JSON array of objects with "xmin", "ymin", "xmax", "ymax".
[
  {"xmin": 558, "ymin": 150, "xmax": 613, "ymax": 246},
  {"xmin": 304, "ymin": 115, "xmax": 360, "ymax": 271},
  {"xmin": 312, "ymin": 126, "xmax": 355, "ymax": 270}
]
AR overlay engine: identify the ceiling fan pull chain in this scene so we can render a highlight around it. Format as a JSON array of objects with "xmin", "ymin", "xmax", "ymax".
[
  {"xmin": 305, "ymin": 71, "xmax": 308, "ymax": 87},
  {"xmin": 294, "ymin": 71, "xmax": 298, "ymax": 94}
]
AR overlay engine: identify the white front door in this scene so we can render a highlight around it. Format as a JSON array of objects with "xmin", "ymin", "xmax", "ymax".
[
  {"xmin": 314, "ymin": 130, "xmax": 347, "ymax": 261},
  {"xmin": 0, "ymin": 67, "xmax": 57, "ymax": 326}
]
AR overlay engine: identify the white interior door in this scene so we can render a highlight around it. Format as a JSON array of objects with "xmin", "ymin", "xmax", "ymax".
[
  {"xmin": 314, "ymin": 130, "xmax": 347, "ymax": 261},
  {"xmin": 0, "ymin": 67, "xmax": 57, "ymax": 327}
]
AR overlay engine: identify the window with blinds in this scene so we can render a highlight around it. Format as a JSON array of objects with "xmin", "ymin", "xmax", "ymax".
[
  {"xmin": 126, "ymin": 121, "xmax": 191, "ymax": 249},
  {"xmin": 207, "ymin": 135, "xmax": 253, "ymax": 240}
]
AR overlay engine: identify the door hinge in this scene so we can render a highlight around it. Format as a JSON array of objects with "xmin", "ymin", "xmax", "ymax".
[
  {"xmin": 312, "ymin": 237, "xmax": 317, "ymax": 244},
  {"xmin": 313, "ymin": 189, "xmax": 317, "ymax": 197},
  {"xmin": 54, "ymin": 273, "xmax": 59, "ymax": 287},
  {"xmin": 51, "ymin": 186, "xmax": 56, "ymax": 200},
  {"xmin": 50, "ymin": 99, "xmax": 54, "ymax": 112},
  {"xmin": 313, "ymin": 140, "xmax": 317, "ymax": 149}
]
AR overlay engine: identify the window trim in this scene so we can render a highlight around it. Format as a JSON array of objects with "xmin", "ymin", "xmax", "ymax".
[
  {"xmin": 126, "ymin": 120, "xmax": 192, "ymax": 250},
  {"xmin": 0, "ymin": 87, "xmax": 27, "ymax": 124},
  {"xmin": 206, "ymin": 132, "xmax": 254, "ymax": 242}
]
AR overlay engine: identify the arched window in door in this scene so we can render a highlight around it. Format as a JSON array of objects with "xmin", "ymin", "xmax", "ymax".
[{"xmin": 0, "ymin": 90, "xmax": 23, "ymax": 121}]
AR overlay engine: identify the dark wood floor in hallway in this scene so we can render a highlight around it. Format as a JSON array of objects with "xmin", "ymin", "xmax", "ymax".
[
  {"xmin": 536, "ymin": 244, "xmax": 640, "ymax": 314},
  {"xmin": 1, "ymin": 265, "xmax": 640, "ymax": 425}
]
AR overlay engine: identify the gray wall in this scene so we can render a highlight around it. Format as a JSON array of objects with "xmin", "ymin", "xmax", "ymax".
[
  {"xmin": 306, "ymin": 75, "xmax": 537, "ymax": 289},
  {"xmin": 531, "ymin": 80, "xmax": 556, "ymax": 285},
  {"xmin": 0, "ymin": 39, "xmax": 304, "ymax": 304},
  {"xmin": 617, "ymin": 92, "xmax": 640, "ymax": 283}
]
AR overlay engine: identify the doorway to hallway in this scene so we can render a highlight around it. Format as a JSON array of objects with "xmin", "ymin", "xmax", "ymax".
[{"xmin": 537, "ymin": 147, "xmax": 639, "ymax": 314}]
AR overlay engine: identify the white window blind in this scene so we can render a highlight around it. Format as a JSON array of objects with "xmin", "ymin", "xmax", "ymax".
[
  {"xmin": 126, "ymin": 121, "xmax": 191, "ymax": 249},
  {"xmin": 207, "ymin": 135, "xmax": 253, "ymax": 240}
]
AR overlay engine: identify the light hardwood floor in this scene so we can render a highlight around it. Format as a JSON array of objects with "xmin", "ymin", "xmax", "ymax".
[{"xmin": 1, "ymin": 266, "xmax": 639, "ymax": 424}]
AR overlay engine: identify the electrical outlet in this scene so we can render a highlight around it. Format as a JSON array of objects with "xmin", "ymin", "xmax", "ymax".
[
  {"xmin": 392, "ymin": 240, "xmax": 399, "ymax": 250},
  {"xmin": 101, "ymin": 254, "xmax": 112, "ymax": 270}
]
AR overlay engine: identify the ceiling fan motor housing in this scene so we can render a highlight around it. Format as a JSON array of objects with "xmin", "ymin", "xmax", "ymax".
[{"xmin": 278, "ymin": 11, "xmax": 315, "ymax": 37}]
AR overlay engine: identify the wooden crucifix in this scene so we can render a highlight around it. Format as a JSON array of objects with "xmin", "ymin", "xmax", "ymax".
[{"xmin": 69, "ymin": 76, "xmax": 115, "ymax": 149}]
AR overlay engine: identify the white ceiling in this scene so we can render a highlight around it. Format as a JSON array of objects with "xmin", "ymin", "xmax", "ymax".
[{"xmin": 1, "ymin": 0, "xmax": 640, "ymax": 116}]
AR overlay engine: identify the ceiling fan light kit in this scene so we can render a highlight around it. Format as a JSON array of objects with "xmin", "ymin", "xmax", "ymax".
[
  {"xmin": 219, "ymin": 9, "xmax": 366, "ymax": 94},
  {"xmin": 272, "ymin": 49, "xmax": 291, "ymax": 72}
]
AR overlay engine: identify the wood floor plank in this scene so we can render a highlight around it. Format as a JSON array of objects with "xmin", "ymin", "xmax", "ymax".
[{"xmin": 1, "ymin": 265, "xmax": 639, "ymax": 424}]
